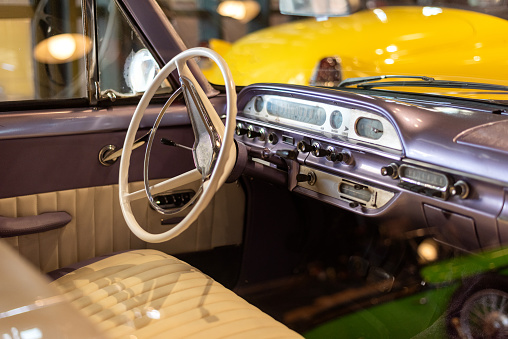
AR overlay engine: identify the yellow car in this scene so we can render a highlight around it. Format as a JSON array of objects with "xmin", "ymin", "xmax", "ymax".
[{"xmin": 204, "ymin": 6, "xmax": 508, "ymax": 89}]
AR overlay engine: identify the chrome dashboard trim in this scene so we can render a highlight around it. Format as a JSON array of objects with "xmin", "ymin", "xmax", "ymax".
[
  {"xmin": 398, "ymin": 164, "xmax": 450, "ymax": 192},
  {"xmin": 235, "ymin": 116, "xmax": 402, "ymax": 161}
]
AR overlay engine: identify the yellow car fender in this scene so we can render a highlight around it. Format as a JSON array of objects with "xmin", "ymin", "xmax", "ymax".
[{"xmin": 202, "ymin": 7, "xmax": 508, "ymax": 92}]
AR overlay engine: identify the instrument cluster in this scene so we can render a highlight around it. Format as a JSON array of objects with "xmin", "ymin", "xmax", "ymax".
[{"xmin": 241, "ymin": 95, "xmax": 402, "ymax": 152}]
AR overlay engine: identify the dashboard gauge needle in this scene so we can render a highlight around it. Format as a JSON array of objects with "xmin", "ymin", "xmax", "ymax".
[{"xmin": 160, "ymin": 137, "xmax": 193, "ymax": 151}]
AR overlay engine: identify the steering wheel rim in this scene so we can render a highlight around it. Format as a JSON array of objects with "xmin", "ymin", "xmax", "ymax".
[{"xmin": 119, "ymin": 47, "xmax": 237, "ymax": 243}]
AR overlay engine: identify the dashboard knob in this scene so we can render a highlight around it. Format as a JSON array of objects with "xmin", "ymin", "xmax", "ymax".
[
  {"xmin": 349, "ymin": 201, "xmax": 360, "ymax": 208},
  {"xmin": 268, "ymin": 133, "xmax": 278, "ymax": 144},
  {"xmin": 235, "ymin": 126, "xmax": 248, "ymax": 136},
  {"xmin": 313, "ymin": 146, "xmax": 331, "ymax": 158},
  {"xmin": 330, "ymin": 152, "xmax": 351, "ymax": 164},
  {"xmin": 247, "ymin": 127, "xmax": 265, "ymax": 140},
  {"xmin": 381, "ymin": 163, "xmax": 399, "ymax": 179},
  {"xmin": 296, "ymin": 172, "xmax": 316, "ymax": 185},
  {"xmin": 247, "ymin": 129, "xmax": 261, "ymax": 138},
  {"xmin": 450, "ymin": 180, "xmax": 469, "ymax": 199},
  {"xmin": 297, "ymin": 140, "xmax": 315, "ymax": 153}
]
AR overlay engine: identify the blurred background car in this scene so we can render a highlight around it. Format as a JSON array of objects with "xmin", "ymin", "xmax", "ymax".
[{"xmin": 201, "ymin": 6, "xmax": 508, "ymax": 88}]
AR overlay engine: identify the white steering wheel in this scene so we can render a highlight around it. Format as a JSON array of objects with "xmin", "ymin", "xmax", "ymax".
[{"xmin": 119, "ymin": 47, "xmax": 237, "ymax": 243}]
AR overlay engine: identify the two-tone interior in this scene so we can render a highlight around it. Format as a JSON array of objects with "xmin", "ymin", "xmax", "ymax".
[{"xmin": 2, "ymin": 0, "xmax": 508, "ymax": 338}]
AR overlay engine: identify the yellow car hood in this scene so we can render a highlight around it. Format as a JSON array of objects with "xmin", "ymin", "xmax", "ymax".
[{"xmin": 204, "ymin": 7, "xmax": 508, "ymax": 89}]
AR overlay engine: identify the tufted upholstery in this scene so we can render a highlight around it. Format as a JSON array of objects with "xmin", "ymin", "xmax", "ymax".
[
  {"xmin": 51, "ymin": 249, "xmax": 302, "ymax": 339},
  {"xmin": 0, "ymin": 181, "xmax": 245, "ymax": 273}
]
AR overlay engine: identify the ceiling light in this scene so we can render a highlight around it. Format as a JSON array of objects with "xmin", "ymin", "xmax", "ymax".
[
  {"xmin": 217, "ymin": 1, "xmax": 260, "ymax": 23},
  {"xmin": 34, "ymin": 33, "xmax": 92, "ymax": 64}
]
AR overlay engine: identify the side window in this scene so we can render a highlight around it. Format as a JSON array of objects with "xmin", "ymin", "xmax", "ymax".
[
  {"xmin": 0, "ymin": 0, "xmax": 88, "ymax": 102},
  {"xmin": 96, "ymin": 0, "xmax": 171, "ymax": 99},
  {"xmin": 0, "ymin": 0, "xmax": 168, "ymax": 106}
]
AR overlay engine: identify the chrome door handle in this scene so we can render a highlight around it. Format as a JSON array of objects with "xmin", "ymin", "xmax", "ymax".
[{"xmin": 99, "ymin": 130, "xmax": 151, "ymax": 166}]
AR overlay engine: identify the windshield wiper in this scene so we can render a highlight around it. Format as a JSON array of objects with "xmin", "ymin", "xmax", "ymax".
[
  {"xmin": 338, "ymin": 75, "xmax": 435, "ymax": 87},
  {"xmin": 338, "ymin": 75, "xmax": 508, "ymax": 93}
]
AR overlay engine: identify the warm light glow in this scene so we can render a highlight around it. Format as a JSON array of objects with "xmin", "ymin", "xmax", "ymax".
[
  {"xmin": 375, "ymin": 49, "xmax": 383, "ymax": 55},
  {"xmin": 34, "ymin": 33, "xmax": 92, "ymax": 64},
  {"xmin": 48, "ymin": 34, "xmax": 76, "ymax": 60},
  {"xmin": 418, "ymin": 239, "xmax": 438, "ymax": 262},
  {"xmin": 384, "ymin": 58, "xmax": 394, "ymax": 64},
  {"xmin": 217, "ymin": 1, "xmax": 260, "ymax": 23}
]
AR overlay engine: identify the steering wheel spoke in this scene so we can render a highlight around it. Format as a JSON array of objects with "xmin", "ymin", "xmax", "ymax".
[
  {"xmin": 180, "ymin": 76, "xmax": 222, "ymax": 178},
  {"xmin": 126, "ymin": 169, "xmax": 202, "ymax": 202},
  {"xmin": 119, "ymin": 47, "xmax": 237, "ymax": 243}
]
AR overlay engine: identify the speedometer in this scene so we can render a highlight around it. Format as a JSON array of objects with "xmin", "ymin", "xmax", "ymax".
[{"xmin": 266, "ymin": 98, "xmax": 326, "ymax": 126}]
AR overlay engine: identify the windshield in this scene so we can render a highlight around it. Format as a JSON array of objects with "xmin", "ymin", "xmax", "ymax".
[{"xmin": 157, "ymin": 0, "xmax": 508, "ymax": 102}]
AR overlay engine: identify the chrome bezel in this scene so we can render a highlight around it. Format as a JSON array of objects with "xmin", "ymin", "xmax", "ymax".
[{"xmin": 399, "ymin": 164, "xmax": 450, "ymax": 192}]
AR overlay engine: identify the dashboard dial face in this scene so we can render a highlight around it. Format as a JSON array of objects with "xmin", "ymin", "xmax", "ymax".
[
  {"xmin": 266, "ymin": 98, "xmax": 326, "ymax": 126},
  {"xmin": 241, "ymin": 94, "xmax": 403, "ymax": 151},
  {"xmin": 254, "ymin": 96, "xmax": 264, "ymax": 112},
  {"xmin": 355, "ymin": 118, "xmax": 384, "ymax": 140},
  {"xmin": 330, "ymin": 110, "xmax": 343, "ymax": 130}
]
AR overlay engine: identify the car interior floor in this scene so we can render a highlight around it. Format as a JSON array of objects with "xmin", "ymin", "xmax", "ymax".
[{"xmin": 178, "ymin": 176, "xmax": 425, "ymax": 333}]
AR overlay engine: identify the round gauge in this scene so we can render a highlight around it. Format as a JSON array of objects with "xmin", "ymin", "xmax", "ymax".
[
  {"xmin": 254, "ymin": 96, "xmax": 264, "ymax": 112},
  {"xmin": 355, "ymin": 117, "xmax": 383, "ymax": 140},
  {"xmin": 330, "ymin": 110, "xmax": 343, "ymax": 130}
]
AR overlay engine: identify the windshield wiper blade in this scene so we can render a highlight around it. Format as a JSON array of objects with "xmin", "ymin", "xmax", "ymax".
[
  {"xmin": 355, "ymin": 80, "xmax": 508, "ymax": 92},
  {"xmin": 339, "ymin": 76, "xmax": 508, "ymax": 93},
  {"xmin": 338, "ymin": 75, "xmax": 435, "ymax": 88}
]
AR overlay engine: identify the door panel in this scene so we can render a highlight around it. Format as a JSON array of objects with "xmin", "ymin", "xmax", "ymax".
[{"xmin": 0, "ymin": 98, "xmax": 246, "ymax": 272}]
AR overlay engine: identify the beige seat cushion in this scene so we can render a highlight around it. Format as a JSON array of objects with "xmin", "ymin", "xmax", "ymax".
[{"xmin": 52, "ymin": 249, "xmax": 302, "ymax": 339}]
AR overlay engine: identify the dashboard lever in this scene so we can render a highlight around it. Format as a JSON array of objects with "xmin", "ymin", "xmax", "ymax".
[{"xmin": 160, "ymin": 138, "xmax": 193, "ymax": 151}]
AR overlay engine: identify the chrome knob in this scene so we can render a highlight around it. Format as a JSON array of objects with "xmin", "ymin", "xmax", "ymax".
[
  {"xmin": 297, "ymin": 140, "xmax": 315, "ymax": 153},
  {"xmin": 381, "ymin": 163, "xmax": 399, "ymax": 179},
  {"xmin": 268, "ymin": 133, "xmax": 278, "ymax": 144},
  {"xmin": 235, "ymin": 126, "xmax": 248, "ymax": 136},
  {"xmin": 450, "ymin": 180, "xmax": 469, "ymax": 199}
]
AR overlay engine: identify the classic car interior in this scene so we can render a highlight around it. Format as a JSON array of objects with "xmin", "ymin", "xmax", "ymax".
[{"xmin": 2, "ymin": 0, "xmax": 508, "ymax": 338}]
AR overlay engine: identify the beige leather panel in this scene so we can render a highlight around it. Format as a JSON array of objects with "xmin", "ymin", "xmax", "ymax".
[
  {"xmin": 0, "ymin": 181, "xmax": 245, "ymax": 272},
  {"xmin": 0, "ymin": 240, "xmax": 105, "ymax": 338},
  {"xmin": 52, "ymin": 249, "xmax": 302, "ymax": 339}
]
